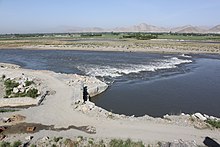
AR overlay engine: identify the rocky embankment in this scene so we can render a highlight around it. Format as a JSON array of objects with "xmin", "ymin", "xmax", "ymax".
[{"xmin": 0, "ymin": 62, "xmax": 108, "ymax": 108}]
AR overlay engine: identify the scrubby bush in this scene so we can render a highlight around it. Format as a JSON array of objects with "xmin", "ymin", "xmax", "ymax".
[
  {"xmin": 206, "ymin": 119, "xmax": 220, "ymax": 128},
  {"xmin": 5, "ymin": 89, "xmax": 12, "ymax": 96},
  {"xmin": 109, "ymin": 139, "xmax": 144, "ymax": 147},
  {"xmin": 4, "ymin": 79, "xmax": 19, "ymax": 89},
  {"xmin": 0, "ymin": 109, "xmax": 17, "ymax": 113},
  {"xmin": 26, "ymin": 88, "xmax": 39, "ymax": 98},
  {"xmin": 0, "ymin": 141, "xmax": 10, "ymax": 147},
  {"xmin": 53, "ymin": 137, "xmax": 63, "ymax": 142},
  {"xmin": 25, "ymin": 80, "xmax": 34, "ymax": 86},
  {"xmin": 11, "ymin": 140, "xmax": 22, "ymax": 147}
]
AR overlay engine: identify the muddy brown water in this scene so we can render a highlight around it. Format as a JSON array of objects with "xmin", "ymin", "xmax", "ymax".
[{"xmin": 0, "ymin": 123, "xmax": 96, "ymax": 135}]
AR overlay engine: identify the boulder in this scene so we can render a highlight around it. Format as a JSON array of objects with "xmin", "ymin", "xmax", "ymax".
[
  {"xmin": 13, "ymin": 88, "xmax": 19, "ymax": 94},
  {"xmin": 17, "ymin": 84, "xmax": 24, "ymax": 89},
  {"xmin": 204, "ymin": 114, "xmax": 210, "ymax": 119},
  {"xmin": 87, "ymin": 84, "xmax": 108, "ymax": 97},
  {"xmin": 194, "ymin": 113, "xmax": 207, "ymax": 121}
]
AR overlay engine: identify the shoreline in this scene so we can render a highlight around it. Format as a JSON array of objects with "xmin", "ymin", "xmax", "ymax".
[
  {"xmin": 0, "ymin": 45, "xmax": 219, "ymax": 55},
  {"xmin": 0, "ymin": 62, "xmax": 220, "ymax": 146},
  {"xmin": 0, "ymin": 37, "xmax": 220, "ymax": 55}
]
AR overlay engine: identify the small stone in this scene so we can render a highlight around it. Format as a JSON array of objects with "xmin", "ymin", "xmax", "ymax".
[
  {"xmin": 2, "ymin": 117, "xmax": 10, "ymax": 123},
  {"xmin": 86, "ymin": 126, "xmax": 96, "ymax": 133},
  {"xmin": 74, "ymin": 99, "xmax": 81, "ymax": 105},
  {"xmin": 41, "ymin": 136, "xmax": 49, "ymax": 141},
  {"xmin": 181, "ymin": 113, "xmax": 185, "ymax": 116},
  {"xmin": 17, "ymin": 84, "xmax": 24, "ymax": 89},
  {"xmin": 82, "ymin": 105, "xmax": 88, "ymax": 113},
  {"xmin": 25, "ymin": 136, "xmax": 33, "ymax": 141},
  {"xmin": 37, "ymin": 90, "xmax": 41, "ymax": 95},
  {"xmin": 76, "ymin": 137, "xmax": 82, "ymax": 142}
]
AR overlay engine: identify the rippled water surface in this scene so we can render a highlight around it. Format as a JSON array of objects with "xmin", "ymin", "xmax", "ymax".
[{"xmin": 0, "ymin": 49, "xmax": 220, "ymax": 117}]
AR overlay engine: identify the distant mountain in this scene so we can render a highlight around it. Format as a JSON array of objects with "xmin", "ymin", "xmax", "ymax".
[
  {"xmin": 172, "ymin": 25, "xmax": 206, "ymax": 33},
  {"xmin": 113, "ymin": 23, "xmax": 168, "ymax": 32},
  {"xmin": 208, "ymin": 25, "xmax": 220, "ymax": 33},
  {"xmin": 61, "ymin": 23, "xmax": 220, "ymax": 34}
]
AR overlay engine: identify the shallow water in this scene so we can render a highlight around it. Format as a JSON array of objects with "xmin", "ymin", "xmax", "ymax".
[{"xmin": 0, "ymin": 49, "xmax": 220, "ymax": 117}]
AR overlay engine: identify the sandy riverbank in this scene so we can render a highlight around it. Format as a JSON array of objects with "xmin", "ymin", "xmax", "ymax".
[
  {"xmin": 0, "ymin": 39, "xmax": 220, "ymax": 54},
  {"xmin": 0, "ymin": 63, "xmax": 220, "ymax": 146}
]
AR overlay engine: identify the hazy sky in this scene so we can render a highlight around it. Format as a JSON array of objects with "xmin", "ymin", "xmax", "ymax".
[{"xmin": 0, "ymin": 0, "xmax": 220, "ymax": 33}]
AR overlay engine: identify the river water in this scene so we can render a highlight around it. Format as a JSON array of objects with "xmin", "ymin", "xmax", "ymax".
[{"xmin": 0, "ymin": 49, "xmax": 220, "ymax": 117}]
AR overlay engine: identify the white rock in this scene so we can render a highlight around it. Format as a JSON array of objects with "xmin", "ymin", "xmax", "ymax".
[
  {"xmin": 21, "ymin": 81, "xmax": 26, "ymax": 87},
  {"xmin": 17, "ymin": 84, "xmax": 23, "ymax": 89},
  {"xmin": 41, "ymin": 136, "xmax": 49, "ymax": 141},
  {"xmin": 185, "ymin": 114, "xmax": 190, "ymax": 117},
  {"xmin": 25, "ymin": 136, "xmax": 33, "ymax": 141},
  {"xmin": 76, "ymin": 137, "xmax": 82, "ymax": 142},
  {"xmin": 194, "ymin": 113, "xmax": 207, "ymax": 121},
  {"xmin": 82, "ymin": 105, "xmax": 88, "ymax": 113},
  {"xmin": 28, "ymin": 77, "xmax": 33, "ymax": 81},
  {"xmin": 181, "ymin": 113, "xmax": 185, "ymax": 116},
  {"xmin": 74, "ymin": 99, "xmax": 81, "ymax": 105},
  {"xmin": 210, "ymin": 116, "xmax": 216, "ymax": 120},
  {"xmin": 13, "ymin": 88, "xmax": 19, "ymax": 94},
  {"xmin": 204, "ymin": 114, "xmax": 210, "ymax": 119},
  {"xmin": 2, "ymin": 117, "xmax": 10, "ymax": 122}
]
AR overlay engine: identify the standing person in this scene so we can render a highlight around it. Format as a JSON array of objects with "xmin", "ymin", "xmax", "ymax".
[{"xmin": 83, "ymin": 86, "xmax": 90, "ymax": 102}]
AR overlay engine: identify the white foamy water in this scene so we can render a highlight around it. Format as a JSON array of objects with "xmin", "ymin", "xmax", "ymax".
[
  {"xmin": 77, "ymin": 57, "xmax": 192, "ymax": 78},
  {"xmin": 180, "ymin": 54, "xmax": 192, "ymax": 58}
]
